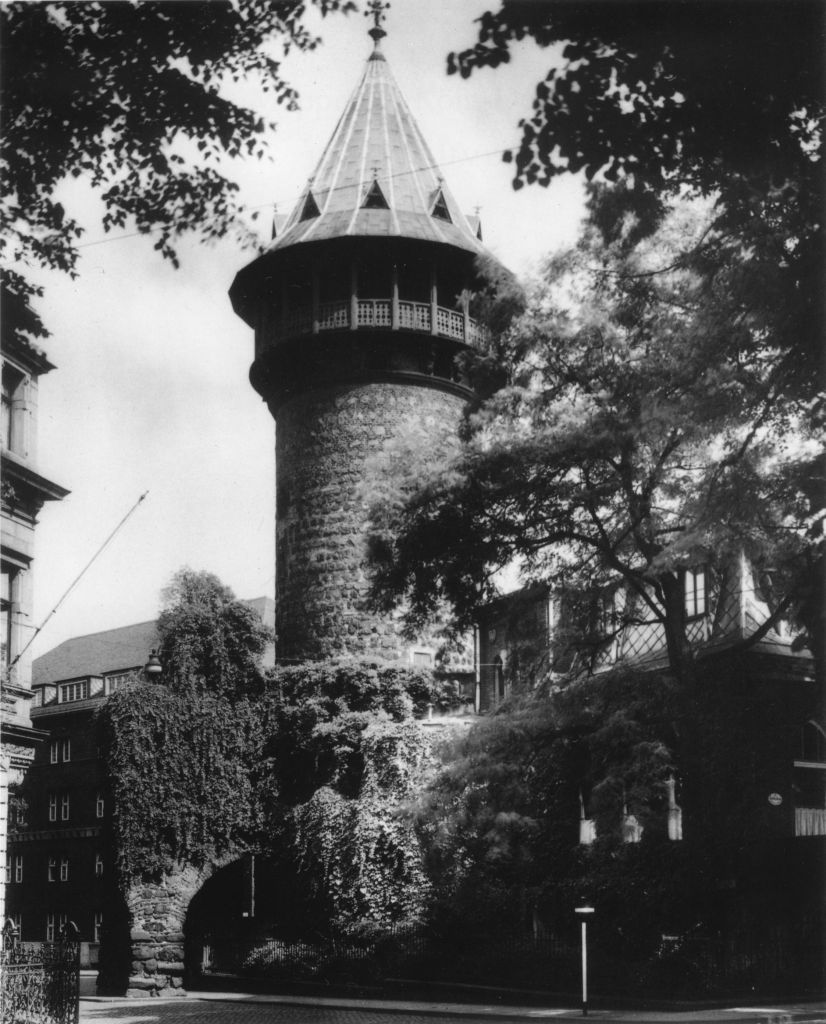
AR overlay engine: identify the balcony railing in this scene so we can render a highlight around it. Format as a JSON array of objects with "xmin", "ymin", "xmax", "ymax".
[{"xmin": 275, "ymin": 298, "xmax": 489, "ymax": 346}]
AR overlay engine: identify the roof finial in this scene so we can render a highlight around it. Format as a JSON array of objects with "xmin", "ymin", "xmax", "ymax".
[{"xmin": 365, "ymin": 0, "xmax": 389, "ymax": 57}]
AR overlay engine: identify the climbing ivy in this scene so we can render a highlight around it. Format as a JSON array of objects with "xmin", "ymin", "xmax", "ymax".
[{"xmin": 98, "ymin": 680, "xmax": 264, "ymax": 880}]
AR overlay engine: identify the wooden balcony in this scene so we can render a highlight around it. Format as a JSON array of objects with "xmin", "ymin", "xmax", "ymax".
[{"xmin": 277, "ymin": 298, "xmax": 489, "ymax": 346}]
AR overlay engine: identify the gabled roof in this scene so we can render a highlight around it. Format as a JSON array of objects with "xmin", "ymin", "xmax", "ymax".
[
  {"xmin": 32, "ymin": 620, "xmax": 159, "ymax": 687},
  {"xmin": 262, "ymin": 42, "xmax": 487, "ymax": 258},
  {"xmin": 32, "ymin": 597, "xmax": 276, "ymax": 687}
]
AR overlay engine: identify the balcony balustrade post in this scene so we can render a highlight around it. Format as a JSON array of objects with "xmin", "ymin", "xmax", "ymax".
[
  {"xmin": 312, "ymin": 267, "xmax": 320, "ymax": 334},
  {"xmin": 430, "ymin": 266, "xmax": 438, "ymax": 336},
  {"xmin": 350, "ymin": 262, "xmax": 359, "ymax": 330}
]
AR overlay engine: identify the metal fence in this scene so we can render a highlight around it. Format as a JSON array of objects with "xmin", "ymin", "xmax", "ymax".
[
  {"xmin": 200, "ymin": 919, "xmax": 823, "ymax": 998},
  {"xmin": 1, "ymin": 935, "xmax": 80, "ymax": 1024}
]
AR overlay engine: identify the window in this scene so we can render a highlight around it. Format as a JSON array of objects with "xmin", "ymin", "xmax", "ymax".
[
  {"xmin": 106, "ymin": 672, "xmax": 132, "ymax": 694},
  {"xmin": 14, "ymin": 855, "xmax": 23, "ymax": 883},
  {"xmin": 60, "ymin": 680, "xmax": 88, "ymax": 704},
  {"xmin": 60, "ymin": 793, "xmax": 70, "ymax": 821},
  {"xmin": 95, "ymin": 852, "xmax": 104, "ymax": 878},
  {"xmin": 47, "ymin": 913, "xmax": 67, "ymax": 942},
  {"xmin": 299, "ymin": 190, "xmax": 320, "ymax": 221},
  {"xmin": 50, "ymin": 740, "xmax": 59, "ymax": 764},
  {"xmin": 10, "ymin": 912, "xmax": 22, "ymax": 938},
  {"xmin": 61, "ymin": 737, "xmax": 71, "ymax": 762},
  {"xmin": 362, "ymin": 178, "xmax": 389, "ymax": 210},
  {"xmin": 46, "ymin": 914, "xmax": 55, "ymax": 942},
  {"xmin": 2, "ymin": 361, "xmax": 25, "ymax": 453},
  {"xmin": 430, "ymin": 187, "xmax": 452, "ymax": 222},
  {"xmin": 48, "ymin": 793, "xmax": 57, "ymax": 822},
  {"xmin": 412, "ymin": 650, "xmax": 433, "ymax": 667},
  {"xmin": 1, "ymin": 567, "xmax": 16, "ymax": 674},
  {"xmin": 48, "ymin": 857, "xmax": 57, "ymax": 882},
  {"xmin": 684, "ymin": 567, "xmax": 707, "ymax": 618},
  {"xmin": 32, "ymin": 688, "xmax": 42, "ymax": 708},
  {"xmin": 4, "ymin": 861, "xmax": 10, "ymax": 884},
  {"xmin": 494, "ymin": 656, "xmax": 505, "ymax": 700},
  {"xmin": 60, "ymin": 856, "xmax": 69, "ymax": 882},
  {"xmin": 794, "ymin": 721, "xmax": 826, "ymax": 837},
  {"xmin": 96, "ymin": 792, "xmax": 105, "ymax": 818},
  {"xmin": 93, "ymin": 912, "xmax": 103, "ymax": 944}
]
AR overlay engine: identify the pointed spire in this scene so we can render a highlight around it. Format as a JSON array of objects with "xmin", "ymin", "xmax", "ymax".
[{"xmin": 263, "ymin": 20, "xmax": 488, "ymax": 258}]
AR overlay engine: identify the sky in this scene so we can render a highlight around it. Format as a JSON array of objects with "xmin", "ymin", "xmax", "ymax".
[{"xmin": 27, "ymin": 0, "xmax": 587, "ymax": 658}]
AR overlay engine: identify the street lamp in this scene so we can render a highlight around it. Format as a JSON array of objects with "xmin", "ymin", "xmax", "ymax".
[
  {"xmin": 575, "ymin": 905, "xmax": 595, "ymax": 1016},
  {"xmin": 144, "ymin": 649, "xmax": 162, "ymax": 680}
]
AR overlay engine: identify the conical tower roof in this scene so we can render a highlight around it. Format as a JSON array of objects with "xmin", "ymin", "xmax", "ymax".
[{"xmin": 263, "ymin": 35, "xmax": 486, "ymax": 258}]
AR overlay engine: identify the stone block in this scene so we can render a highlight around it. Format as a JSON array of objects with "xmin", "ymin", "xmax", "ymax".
[
  {"xmin": 130, "ymin": 929, "xmax": 152, "ymax": 942},
  {"xmin": 127, "ymin": 976, "xmax": 159, "ymax": 991}
]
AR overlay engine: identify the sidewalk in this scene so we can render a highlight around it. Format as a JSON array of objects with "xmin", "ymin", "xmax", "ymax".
[{"xmin": 80, "ymin": 988, "xmax": 826, "ymax": 1024}]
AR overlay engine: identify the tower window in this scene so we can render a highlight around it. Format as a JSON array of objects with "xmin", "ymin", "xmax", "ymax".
[
  {"xmin": 431, "ymin": 188, "xmax": 452, "ymax": 223},
  {"xmin": 300, "ymin": 190, "xmax": 320, "ymax": 221},
  {"xmin": 362, "ymin": 178, "xmax": 389, "ymax": 209}
]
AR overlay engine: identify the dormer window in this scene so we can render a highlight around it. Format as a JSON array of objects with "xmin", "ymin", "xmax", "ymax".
[
  {"xmin": 362, "ymin": 178, "xmax": 389, "ymax": 209},
  {"xmin": 430, "ymin": 187, "xmax": 452, "ymax": 223},
  {"xmin": 59, "ymin": 680, "xmax": 89, "ymax": 704},
  {"xmin": 299, "ymin": 191, "xmax": 320, "ymax": 222}
]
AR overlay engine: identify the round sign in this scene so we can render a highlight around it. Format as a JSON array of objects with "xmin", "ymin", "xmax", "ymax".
[{"xmin": 768, "ymin": 792, "xmax": 783, "ymax": 806}]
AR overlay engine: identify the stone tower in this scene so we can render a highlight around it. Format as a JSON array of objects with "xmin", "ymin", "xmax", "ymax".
[{"xmin": 230, "ymin": 12, "xmax": 499, "ymax": 663}]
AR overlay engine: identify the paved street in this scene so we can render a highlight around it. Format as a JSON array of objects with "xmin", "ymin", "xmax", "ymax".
[
  {"xmin": 79, "ymin": 996, "xmax": 826, "ymax": 1024},
  {"xmin": 80, "ymin": 1001, "xmax": 552, "ymax": 1024}
]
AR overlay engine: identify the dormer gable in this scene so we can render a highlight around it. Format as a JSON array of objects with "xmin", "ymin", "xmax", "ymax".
[{"xmin": 362, "ymin": 178, "xmax": 389, "ymax": 210}]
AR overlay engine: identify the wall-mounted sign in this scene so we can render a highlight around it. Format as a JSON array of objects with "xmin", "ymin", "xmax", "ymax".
[{"xmin": 768, "ymin": 792, "xmax": 783, "ymax": 806}]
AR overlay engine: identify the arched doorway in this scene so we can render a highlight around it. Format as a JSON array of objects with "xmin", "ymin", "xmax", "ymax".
[{"xmin": 184, "ymin": 854, "xmax": 303, "ymax": 983}]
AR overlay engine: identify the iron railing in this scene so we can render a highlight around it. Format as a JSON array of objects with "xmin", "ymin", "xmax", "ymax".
[{"xmin": 1, "ymin": 932, "xmax": 80, "ymax": 1024}]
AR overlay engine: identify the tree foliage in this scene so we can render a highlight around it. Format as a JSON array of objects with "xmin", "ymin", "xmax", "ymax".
[
  {"xmin": 156, "ymin": 567, "xmax": 272, "ymax": 695},
  {"xmin": 0, "ymin": 0, "xmax": 351, "ymax": 343},
  {"xmin": 263, "ymin": 659, "xmax": 461, "ymax": 925},
  {"xmin": 449, "ymin": 1, "xmax": 824, "ymax": 411},
  {"xmin": 368, "ymin": 189, "xmax": 821, "ymax": 682}
]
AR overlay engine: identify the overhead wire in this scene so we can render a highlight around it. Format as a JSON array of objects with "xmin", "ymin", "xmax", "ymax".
[{"xmin": 73, "ymin": 142, "xmax": 520, "ymax": 251}]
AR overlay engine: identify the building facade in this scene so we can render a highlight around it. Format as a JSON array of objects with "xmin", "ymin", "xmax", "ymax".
[
  {"xmin": 1, "ymin": 335, "xmax": 68, "ymax": 925},
  {"xmin": 475, "ymin": 556, "xmax": 824, "ymax": 843}
]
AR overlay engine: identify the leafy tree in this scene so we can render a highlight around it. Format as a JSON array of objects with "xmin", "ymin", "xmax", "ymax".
[
  {"xmin": 156, "ymin": 567, "xmax": 272, "ymax": 694},
  {"xmin": 0, "ymin": 0, "xmax": 351, "ymax": 343},
  {"xmin": 368, "ymin": 189, "xmax": 820, "ymax": 684},
  {"xmin": 449, "ymin": 0, "xmax": 825, "ymax": 402}
]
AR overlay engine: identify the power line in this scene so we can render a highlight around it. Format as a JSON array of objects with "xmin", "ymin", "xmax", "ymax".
[
  {"xmin": 74, "ymin": 142, "xmax": 518, "ymax": 252},
  {"xmin": 10, "ymin": 491, "xmax": 150, "ymax": 669}
]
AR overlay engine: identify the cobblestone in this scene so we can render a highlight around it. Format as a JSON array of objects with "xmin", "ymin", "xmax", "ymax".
[{"xmin": 80, "ymin": 1000, "xmax": 515, "ymax": 1024}]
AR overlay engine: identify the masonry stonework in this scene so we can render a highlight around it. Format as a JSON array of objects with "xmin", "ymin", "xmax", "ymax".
[{"xmin": 276, "ymin": 381, "xmax": 463, "ymax": 661}]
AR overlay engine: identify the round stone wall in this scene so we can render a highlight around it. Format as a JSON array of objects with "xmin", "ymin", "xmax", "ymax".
[{"xmin": 275, "ymin": 380, "xmax": 464, "ymax": 661}]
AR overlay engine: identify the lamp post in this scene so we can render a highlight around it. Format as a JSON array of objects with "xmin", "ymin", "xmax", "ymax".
[
  {"xmin": 144, "ymin": 649, "xmax": 162, "ymax": 681},
  {"xmin": 575, "ymin": 905, "xmax": 595, "ymax": 1016}
]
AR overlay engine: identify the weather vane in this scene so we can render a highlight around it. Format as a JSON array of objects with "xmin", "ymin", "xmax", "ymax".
[
  {"xmin": 365, "ymin": 0, "xmax": 390, "ymax": 48},
  {"xmin": 365, "ymin": 0, "xmax": 390, "ymax": 30}
]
